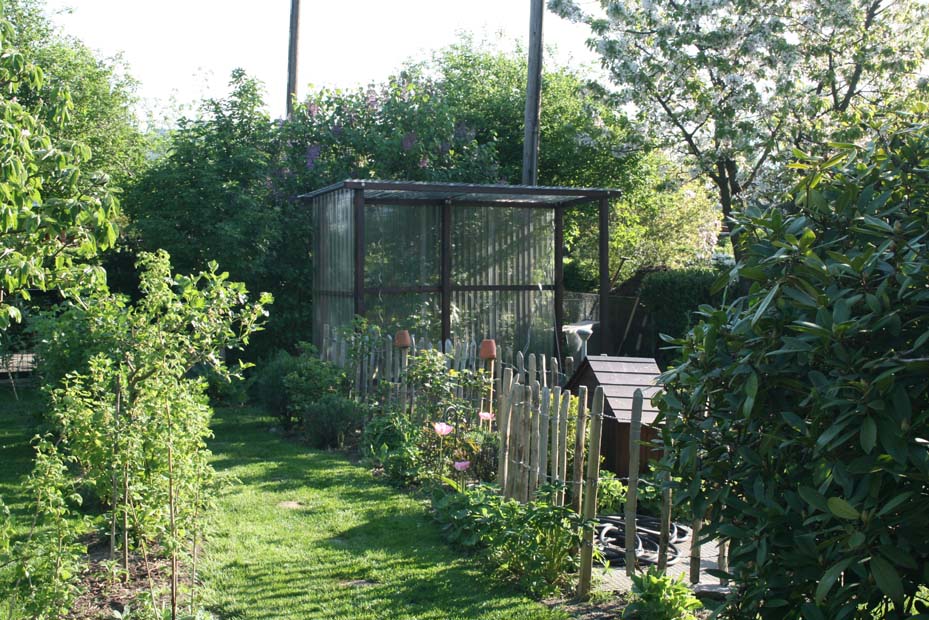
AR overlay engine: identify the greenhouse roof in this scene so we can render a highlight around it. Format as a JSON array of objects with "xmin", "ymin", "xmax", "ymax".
[{"xmin": 299, "ymin": 179, "xmax": 621, "ymax": 206}]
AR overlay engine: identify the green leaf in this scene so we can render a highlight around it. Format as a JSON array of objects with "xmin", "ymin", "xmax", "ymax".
[
  {"xmin": 826, "ymin": 497, "xmax": 859, "ymax": 520},
  {"xmin": 815, "ymin": 557, "xmax": 854, "ymax": 604},
  {"xmin": 752, "ymin": 283, "xmax": 780, "ymax": 327},
  {"xmin": 860, "ymin": 417, "xmax": 876, "ymax": 453},
  {"xmin": 870, "ymin": 555, "xmax": 904, "ymax": 603},
  {"xmin": 798, "ymin": 486, "xmax": 828, "ymax": 512}
]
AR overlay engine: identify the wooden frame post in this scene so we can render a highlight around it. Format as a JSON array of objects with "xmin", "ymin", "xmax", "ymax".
[
  {"xmin": 554, "ymin": 204, "xmax": 565, "ymax": 361},
  {"xmin": 598, "ymin": 196, "xmax": 611, "ymax": 353},
  {"xmin": 353, "ymin": 189, "xmax": 365, "ymax": 317},
  {"xmin": 441, "ymin": 200, "xmax": 452, "ymax": 350}
]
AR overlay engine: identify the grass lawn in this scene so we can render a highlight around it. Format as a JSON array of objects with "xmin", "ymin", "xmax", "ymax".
[
  {"xmin": 0, "ymin": 386, "xmax": 44, "ymax": 531},
  {"xmin": 1, "ymin": 387, "xmax": 565, "ymax": 619},
  {"xmin": 200, "ymin": 405, "xmax": 566, "ymax": 620}
]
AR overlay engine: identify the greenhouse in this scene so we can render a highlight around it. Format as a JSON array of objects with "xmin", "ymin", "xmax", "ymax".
[{"xmin": 303, "ymin": 179, "xmax": 619, "ymax": 358}]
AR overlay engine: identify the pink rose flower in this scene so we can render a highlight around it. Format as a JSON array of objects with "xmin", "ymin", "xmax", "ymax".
[{"xmin": 478, "ymin": 411, "xmax": 494, "ymax": 422}]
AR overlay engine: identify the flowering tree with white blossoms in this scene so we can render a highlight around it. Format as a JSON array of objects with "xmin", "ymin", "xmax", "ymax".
[{"xmin": 549, "ymin": 0, "xmax": 929, "ymax": 229}]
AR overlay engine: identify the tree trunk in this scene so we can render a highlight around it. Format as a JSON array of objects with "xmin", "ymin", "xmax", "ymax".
[{"xmin": 715, "ymin": 158, "xmax": 744, "ymax": 265}]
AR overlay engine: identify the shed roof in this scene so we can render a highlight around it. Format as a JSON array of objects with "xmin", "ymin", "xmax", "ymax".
[
  {"xmin": 565, "ymin": 355, "xmax": 662, "ymax": 424},
  {"xmin": 299, "ymin": 179, "xmax": 621, "ymax": 206}
]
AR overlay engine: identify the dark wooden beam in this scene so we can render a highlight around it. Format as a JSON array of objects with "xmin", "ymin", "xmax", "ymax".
[
  {"xmin": 554, "ymin": 204, "xmax": 565, "ymax": 361},
  {"xmin": 441, "ymin": 201, "xmax": 452, "ymax": 350},
  {"xmin": 599, "ymin": 196, "xmax": 611, "ymax": 353},
  {"xmin": 353, "ymin": 189, "xmax": 365, "ymax": 317}
]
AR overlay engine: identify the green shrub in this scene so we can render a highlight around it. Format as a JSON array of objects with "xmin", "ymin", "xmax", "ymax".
[
  {"xmin": 250, "ymin": 349, "xmax": 300, "ymax": 426},
  {"xmin": 622, "ymin": 567, "xmax": 701, "ymax": 620},
  {"xmin": 597, "ymin": 470, "xmax": 627, "ymax": 515},
  {"xmin": 273, "ymin": 343, "xmax": 347, "ymax": 430},
  {"xmin": 361, "ymin": 409, "xmax": 424, "ymax": 485},
  {"xmin": 298, "ymin": 394, "xmax": 366, "ymax": 449},
  {"xmin": 660, "ymin": 108, "xmax": 929, "ymax": 618},
  {"xmin": 432, "ymin": 484, "xmax": 590, "ymax": 598},
  {"xmin": 639, "ymin": 268, "xmax": 722, "ymax": 363}
]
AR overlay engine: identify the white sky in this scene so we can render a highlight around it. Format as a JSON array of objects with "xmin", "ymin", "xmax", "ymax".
[{"xmin": 45, "ymin": 0, "xmax": 601, "ymax": 120}]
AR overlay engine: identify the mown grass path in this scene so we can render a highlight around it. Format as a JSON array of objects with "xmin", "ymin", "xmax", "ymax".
[{"xmin": 202, "ymin": 407, "xmax": 565, "ymax": 620}]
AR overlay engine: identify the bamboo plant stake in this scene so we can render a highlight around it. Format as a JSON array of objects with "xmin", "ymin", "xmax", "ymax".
[
  {"xmin": 577, "ymin": 386, "xmax": 605, "ymax": 599},
  {"xmin": 625, "ymin": 389, "xmax": 644, "ymax": 577},
  {"xmin": 570, "ymin": 385, "xmax": 589, "ymax": 513}
]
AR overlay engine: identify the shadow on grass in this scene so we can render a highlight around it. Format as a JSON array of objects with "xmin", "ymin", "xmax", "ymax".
[
  {"xmin": 204, "ymin": 405, "xmax": 562, "ymax": 620},
  {"xmin": 0, "ymin": 387, "xmax": 44, "ymax": 523}
]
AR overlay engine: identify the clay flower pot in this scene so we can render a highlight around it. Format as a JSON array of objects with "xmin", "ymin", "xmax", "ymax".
[
  {"xmin": 394, "ymin": 329, "xmax": 412, "ymax": 349},
  {"xmin": 478, "ymin": 339, "xmax": 497, "ymax": 360}
]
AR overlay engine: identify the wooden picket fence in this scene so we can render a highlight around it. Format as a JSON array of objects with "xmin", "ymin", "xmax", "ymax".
[
  {"xmin": 318, "ymin": 323, "xmax": 576, "ymax": 408},
  {"xmin": 319, "ymin": 324, "xmax": 608, "ymax": 595},
  {"xmin": 493, "ymin": 363, "xmax": 607, "ymax": 596}
]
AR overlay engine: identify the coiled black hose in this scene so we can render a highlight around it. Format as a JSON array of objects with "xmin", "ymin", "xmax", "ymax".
[{"xmin": 595, "ymin": 514, "xmax": 691, "ymax": 566}]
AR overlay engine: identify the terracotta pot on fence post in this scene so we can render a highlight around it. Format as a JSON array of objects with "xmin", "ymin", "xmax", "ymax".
[
  {"xmin": 395, "ymin": 330, "xmax": 412, "ymax": 415},
  {"xmin": 479, "ymin": 339, "xmax": 497, "ymax": 428}
]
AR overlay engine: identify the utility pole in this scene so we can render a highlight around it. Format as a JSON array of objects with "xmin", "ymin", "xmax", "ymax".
[
  {"xmin": 521, "ymin": 0, "xmax": 544, "ymax": 185},
  {"xmin": 286, "ymin": 0, "xmax": 300, "ymax": 119}
]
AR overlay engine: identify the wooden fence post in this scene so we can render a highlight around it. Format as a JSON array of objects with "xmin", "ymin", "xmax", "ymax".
[
  {"xmin": 497, "ymin": 368, "xmax": 514, "ymax": 493},
  {"xmin": 658, "ymin": 408, "xmax": 675, "ymax": 573},
  {"xmin": 658, "ymin": 477, "xmax": 673, "ymax": 573},
  {"xmin": 577, "ymin": 386, "xmax": 605, "ymax": 599},
  {"xmin": 564, "ymin": 356, "xmax": 574, "ymax": 383},
  {"xmin": 625, "ymin": 389, "xmax": 644, "ymax": 576},
  {"xmin": 520, "ymin": 383, "xmax": 532, "ymax": 502},
  {"xmin": 529, "ymin": 381, "xmax": 541, "ymax": 493},
  {"xmin": 557, "ymin": 393, "xmax": 570, "ymax": 505},
  {"xmin": 718, "ymin": 538, "xmax": 729, "ymax": 586},
  {"xmin": 690, "ymin": 515, "xmax": 703, "ymax": 584},
  {"xmin": 570, "ymin": 385, "xmax": 589, "ymax": 513},
  {"xmin": 538, "ymin": 387, "xmax": 551, "ymax": 490},
  {"xmin": 549, "ymin": 387, "xmax": 562, "ymax": 492},
  {"xmin": 505, "ymin": 382, "xmax": 523, "ymax": 500}
]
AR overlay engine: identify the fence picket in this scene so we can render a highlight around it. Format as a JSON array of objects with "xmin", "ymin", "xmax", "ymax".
[
  {"xmin": 529, "ymin": 381, "xmax": 541, "ymax": 494},
  {"xmin": 549, "ymin": 387, "xmax": 561, "ymax": 485},
  {"xmin": 577, "ymin": 386, "xmax": 605, "ymax": 598},
  {"xmin": 570, "ymin": 385, "xmax": 589, "ymax": 513},
  {"xmin": 557, "ymin": 393, "xmax": 570, "ymax": 505},
  {"xmin": 625, "ymin": 389, "xmax": 644, "ymax": 576}
]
